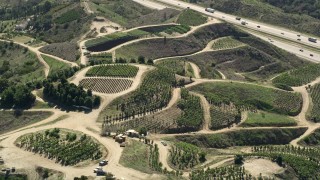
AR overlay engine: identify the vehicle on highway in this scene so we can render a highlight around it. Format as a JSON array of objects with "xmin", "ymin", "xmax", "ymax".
[
  {"xmin": 297, "ymin": 39, "xmax": 301, "ymax": 41},
  {"xmin": 309, "ymin": 37, "xmax": 318, "ymax": 43},
  {"xmin": 257, "ymin": 25, "xmax": 260, "ymax": 28},
  {"xmin": 281, "ymin": 32, "xmax": 284, "ymax": 35},
  {"xmin": 297, "ymin": 34, "xmax": 301, "ymax": 37},
  {"xmin": 205, "ymin": 8, "xmax": 215, "ymax": 13},
  {"xmin": 310, "ymin": 54, "xmax": 314, "ymax": 57},
  {"xmin": 236, "ymin": 17, "xmax": 241, "ymax": 20},
  {"xmin": 241, "ymin": 20, "xmax": 246, "ymax": 25},
  {"xmin": 299, "ymin": 49, "xmax": 304, "ymax": 52},
  {"xmin": 161, "ymin": 141, "xmax": 167, "ymax": 146}
]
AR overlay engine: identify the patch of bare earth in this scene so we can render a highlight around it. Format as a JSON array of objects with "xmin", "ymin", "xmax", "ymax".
[{"xmin": 243, "ymin": 158, "xmax": 284, "ymax": 178}]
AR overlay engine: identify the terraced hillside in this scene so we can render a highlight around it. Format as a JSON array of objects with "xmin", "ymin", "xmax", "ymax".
[{"xmin": 189, "ymin": 82, "xmax": 303, "ymax": 116}]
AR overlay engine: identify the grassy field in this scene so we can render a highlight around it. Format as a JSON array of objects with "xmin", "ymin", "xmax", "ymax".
[
  {"xmin": 176, "ymin": 9, "xmax": 207, "ymax": 26},
  {"xmin": 298, "ymin": 128, "xmax": 320, "ymax": 147},
  {"xmin": 0, "ymin": 111, "xmax": 53, "ymax": 134},
  {"xmin": 85, "ymin": 29, "xmax": 150, "ymax": 51},
  {"xmin": 156, "ymin": 59, "xmax": 194, "ymax": 77},
  {"xmin": 241, "ymin": 111, "xmax": 297, "ymax": 127},
  {"xmin": 41, "ymin": 55, "xmax": 70, "ymax": 75},
  {"xmin": 272, "ymin": 63, "xmax": 320, "ymax": 87},
  {"xmin": 39, "ymin": 42, "xmax": 80, "ymax": 62},
  {"xmin": 0, "ymin": 41, "xmax": 45, "ymax": 83},
  {"xmin": 171, "ymin": 127, "xmax": 307, "ymax": 148},
  {"xmin": 189, "ymin": 82, "xmax": 303, "ymax": 116},
  {"xmin": 185, "ymin": 0, "xmax": 320, "ymax": 37},
  {"xmin": 211, "ymin": 37, "xmax": 244, "ymax": 50},
  {"xmin": 119, "ymin": 140, "xmax": 153, "ymax": 174},
  {"xmin": 89, "ymin": 0, "xmax": 180, "ymax": 28}
]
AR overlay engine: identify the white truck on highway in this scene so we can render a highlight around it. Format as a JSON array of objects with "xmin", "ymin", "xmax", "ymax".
[
  {"xmin": 205, "ymin": 8, "xmax": 215, "ymax": 13},
  {"xmin": 309, "ymin": 37, "xmax": 317, "ymax": 43},
  {"xmin": 241, "ymin": 20, "xmax": 246, "ymax": 25}
]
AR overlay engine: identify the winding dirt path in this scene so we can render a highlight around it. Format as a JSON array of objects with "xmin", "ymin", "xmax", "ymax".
[{"xmin": 290, "ymin": 78, "xmax": 320, "ymax": 146}]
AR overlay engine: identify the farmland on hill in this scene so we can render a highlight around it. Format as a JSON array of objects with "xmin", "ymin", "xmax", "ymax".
[
  {"xmin": 272, "ymin": 63, "xmax": 320, "ymax": 87},
  {"xmin": 0, "ymin": 41, "xmax": 45, "ymax": 83},
  {"xmin": 101, "ymin": 89, "xmax": 203, "ymax": 134},
  {"xmin": 100, "ymin": 67, "xmax": 175, "ymax": 123},
  {"xmin": 189, "ymin": 82, "xmax": 303, "ymax": 116},
  {"xmin": 80, "ymin": 78, "xmax": 133, "ymax": 94},
  {"xmin": 185, "ymin": 0, "xmax": 320, "ymax": 36},
  {"xmin": 86, "ymin": 24, "xmax": 191, "ymax": 52},
  {"xmin": 39, "ymin": 42, "xmax": 80, "ymax": 62},
  {"xmin": 158, "ymin": 34, "xmax": 306, "ymax": 81},
  {"xmin": 116, "ymin": 23, "xmax": 246, "ymax": 60},
  {"xmin": 86, "ymin": 65, "xmax": 138, "ymax": 78}
]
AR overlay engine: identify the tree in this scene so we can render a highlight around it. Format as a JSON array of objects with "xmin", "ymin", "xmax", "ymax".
[
  {"xmin": 275, "ymin": 156, "xmax": 283, "ymax": 166},
  {"xmin": 138, "ymin": 56, "xmax": 145, "ymax": 64},
  {"xmin": 199, "ymin": 152, "xmax": 206, "ymax": 163},
  {"xmin": 147, "ymin": 59, "xmax": 154, "ymax": 64},
  {"xmin": 84, "ymin": 97, "xmax": 93, "ymax": 108},
  {"xmin": 0, "ymin": 78, "xmax": 8, "ymax": 93},
  {"xmin": 234, "ymin": 155, "xmax": 243, "ymax": 165},
  {"xmin": 139, "ymin": 127, "xmax": 147, "ymax": 136}
]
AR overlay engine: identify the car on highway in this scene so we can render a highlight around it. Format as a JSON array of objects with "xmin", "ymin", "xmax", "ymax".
[
  {"xmin": 299, "ymin": 49, "xmax": 304, "ymax": 52},
  {"xmin": 257, "ymin": 25, "xmax": 260, "ymax": 28},
  {"xmin": 310, "ymin": 54, "xmax": 314, "ymax": 57},
  {"xmin": 236, "ymin": 17, "xmax": 241, "ymax": 20},
  {"xmin": 297, "ymin": 34, "xmax": 301, "ymax": 37},
  {"xmin": 281, "ymin": 32, "xmax": 284, "ymax": 35},
  {"xmin": 297, "ymin": 38, "xmax": 301, "ymax": 41}
]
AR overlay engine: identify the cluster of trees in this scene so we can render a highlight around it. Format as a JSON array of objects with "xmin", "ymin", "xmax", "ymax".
[
  {"xmin": 0, "ymin": 0, "xmax": 52, "ymax": 21},
  {"xmin": 18, "ymin": 129, "xmax": 102, "ymax": 166},
  {"xmin": 177, "ymin": 89, "xmax": 203, "ymax": 131},
  {"xmin": 43, "ymin": 81, "xmax": 100, "ymax": 109},
  {"xmin": 47, "ymin": 66, "xmax": 81, "ymax": 82},
  {"xmin": 189, "ymin": 166, "xmax": 251, "ymax": 180},
  {"xmin": 114, "ymin": 56, "xmax": 153, "ymax": 64},
  {"xmin": 263, "ymin": 0, "xmax": 320, "ymax": 19},
  {"xmin": 170, "ymin": 142, "xmax": 206, "ymax": 170},
  {"xmin": 0, "ymin": 79, "xmax": 35, "ymax": 108}
]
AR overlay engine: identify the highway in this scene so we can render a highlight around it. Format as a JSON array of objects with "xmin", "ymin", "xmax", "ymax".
[
  {"xmin": 134, "ymin": 0, "xmax": 320, "ymax": 62},
  {"xmin": 154, "ymin": 0, "xmax": 320, "ymax": 49}
]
